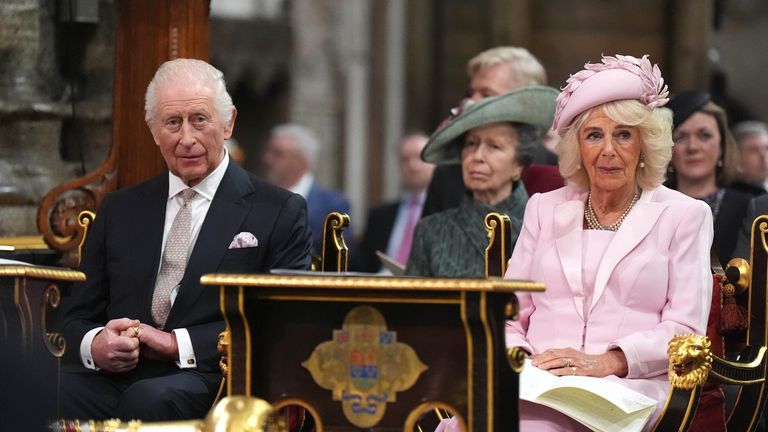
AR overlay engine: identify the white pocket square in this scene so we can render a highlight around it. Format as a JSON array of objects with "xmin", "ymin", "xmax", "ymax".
[{"xmin": 228, "ymin": 232, "xmax": 258, "ymax": 249}]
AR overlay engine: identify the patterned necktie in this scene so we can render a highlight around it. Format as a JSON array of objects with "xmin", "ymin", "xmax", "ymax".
[
  {"xmin": 394, "ymin": 197, "xmax": 420, "ymax": 265},
  {"xmin": 151, "ymin": 188, "xmax": 197, "ymax": 329}
]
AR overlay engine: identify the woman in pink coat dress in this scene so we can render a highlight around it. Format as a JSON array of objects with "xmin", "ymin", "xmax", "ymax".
[{"xmin": 505, "ymin": 54, "xmax": 714, "ymax": 431}]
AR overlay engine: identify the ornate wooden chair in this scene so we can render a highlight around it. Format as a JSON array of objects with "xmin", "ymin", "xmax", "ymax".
[
  {"xmin": 311, "ymin": 212, "xmax": 350, "ymax": 272},
  {"xmin": 653, "ymin": 214, "xmax": 768, "ymax": 432},
  {"xmin": 484, "ymin": 212, "xmax": 513, "ymax": 278}
]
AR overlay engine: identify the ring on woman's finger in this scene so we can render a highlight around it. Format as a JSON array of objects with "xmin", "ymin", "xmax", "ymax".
[
  {"xmin": 564, "ymin": 357, "xmax": 572, "ymax": 368},
  {"xmin": 570, "ymin": 366, "xmax": 576, "ymax": 375},
  {"xmin": 132, "ymin": 326, "xmax": 140, "ymax": 337}
]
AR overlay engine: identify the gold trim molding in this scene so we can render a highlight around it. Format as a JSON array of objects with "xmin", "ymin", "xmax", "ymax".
[
  {"xmin": 201, "ymin": 274, "xmax": 543, "ymax": 293},
  {"xmin": 0, "ymin": 265, "xmax": 85, "ymax": 281}
]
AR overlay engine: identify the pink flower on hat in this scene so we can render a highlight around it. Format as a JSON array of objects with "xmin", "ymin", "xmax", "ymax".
[{"xmin": 551, "ymin": 54, "xmax": 669, "ymax": 134}]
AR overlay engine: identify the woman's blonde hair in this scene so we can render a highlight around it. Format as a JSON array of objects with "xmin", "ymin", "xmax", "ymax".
[{"xmin": 557, "ymin": 100, "xmax": 673, "ymax": 191}]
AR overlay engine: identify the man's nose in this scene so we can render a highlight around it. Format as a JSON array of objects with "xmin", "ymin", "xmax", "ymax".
[{"xmin": 179, "ymin": 121, "xmax": 195, "ymax": 146}]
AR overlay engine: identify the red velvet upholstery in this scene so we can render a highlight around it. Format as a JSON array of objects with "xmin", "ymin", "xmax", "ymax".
[{"xmin": 521, "ymin": 164, "xmax": 565, "ymax": 195}]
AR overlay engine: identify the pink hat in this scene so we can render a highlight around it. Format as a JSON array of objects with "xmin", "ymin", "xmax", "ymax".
[{"xmin": 551, "ymin": 54, "xmax": 669, "ymax": 134}]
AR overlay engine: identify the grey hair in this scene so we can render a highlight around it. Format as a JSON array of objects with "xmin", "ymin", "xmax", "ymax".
[
  {"xmin": 557, "ymin": 100, "xmax": 673, "ymax": 191},
  {"xmin": 144, "ymin": 58, "xmax": 234, "ymax": 125},
  {"xmin": 733, "ymin": 120, "xmax": 768, "ymax": 147},
  {"xmin": 270, "ymin": 123, "xmax": 320, "ymax": 167},
  {"xmin": 467, "ymin": 46, "xmax": 547, "ymax": 86}
]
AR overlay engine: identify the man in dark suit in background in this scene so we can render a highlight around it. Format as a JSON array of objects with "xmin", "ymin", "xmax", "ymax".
[
  {"xmin": 351, "ymin": 133, "xmax": 434, "ymax": 272},
  {"xmin": 261, "ymin": 123, "xmax": 351, "ymax": 254},
  {"xmin": 422, "ymin": 46, "xmax": 556, "ymax": 218},
  {"xmin": 59, "ymin": 59, "xmax": 312, "ymax": 421}
]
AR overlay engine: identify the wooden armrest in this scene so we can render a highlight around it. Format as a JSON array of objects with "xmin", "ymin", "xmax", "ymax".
[
  {"xmin": 484, "ymin": 212, "xmax": 512, "ymax": 278},
  {"xmin": 652, "ymin": 334, "xmax": 712, "ymax": 432},
  {"xmin": 319, "ymin": 212, "xmax": 349, "ymax": 272}
]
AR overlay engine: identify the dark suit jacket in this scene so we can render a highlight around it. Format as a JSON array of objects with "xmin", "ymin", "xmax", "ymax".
[
  {"xmin": 734, "ymin": 194, "xmax": 768, "ymax": 260},
  {"xmin": 61, "ymin": 162, "xmax": 312, "ymax": 373},
  {"xmin": 713, "ymin": 188, "xmax": 751, "ymax": 267},
  {"xmin": 306, "ymin": 182, "xmax": 351, "ymax": 253},
  {"xmin": 349, "ymin": 202, "xmax": 399, "ymax": 272}
]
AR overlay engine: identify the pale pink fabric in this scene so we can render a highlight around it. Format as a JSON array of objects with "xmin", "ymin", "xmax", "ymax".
[
  {"xmin": 229, "ymin": 231, "xmax": 258, "ymax": 249},
  {"xmin": 434, "ymin": 416, "xmax": 461, "ymax": 432},
  {"xmin": 551, "ymin": 54, "xmax": 668, "ymax": 134},
  {"xmin": 505, "ymin": 185, "xmax": 713, "ymax": 431},
  {"xmin": 394, "ymin": 197, "xmax": 420, "ymax": 265}
]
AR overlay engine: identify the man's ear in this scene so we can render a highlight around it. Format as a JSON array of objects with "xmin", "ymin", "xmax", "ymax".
[{"xmin": 223, "ymin": 106, "xmax": 237, "ymax": 139}]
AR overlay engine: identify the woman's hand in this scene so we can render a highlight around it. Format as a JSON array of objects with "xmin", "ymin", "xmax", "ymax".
[{"xmin": 529, "ymin": 347, "xmax": 628, "ymax": 378}]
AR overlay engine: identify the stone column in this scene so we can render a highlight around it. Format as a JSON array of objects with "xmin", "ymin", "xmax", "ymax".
[{"xmin": 0, "ymin": 0, "xmax": 76, "ymax": 236}]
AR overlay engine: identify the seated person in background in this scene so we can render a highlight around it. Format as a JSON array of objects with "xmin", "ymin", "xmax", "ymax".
[
  {"xmin": 505, "ymin": 55, "xmax": 713, "ymax": 431},
  {"xmin": 406, "ymin": 85, "xmax": 558, "ymax": 277},
  {"xmin": 733, "ymin": 193, "xmax": 768, "ymax": 260},
  {"xmin": 731, "ymin": 120, "xmax": 768, "ymax": 196},
  {"xmin": 423, "ymin": 46, "xmax": 556, "ymax": 218},
  {"xmin": 59, "ymin": 59, "xmax": 312, "ymax": 421},
  {"xmin": 664, "ymin": 91, "xmax": 750, "ymax": 268},
  {"xmin": 261, "ymin": 123, "xmax": 351, "ymax": 254},
  {"xmin": 351, "ymin": 132, "xmax": 434, "ymax": 272},
  {"xmin": 730, "ymin": 122, "xmax": 768, "ymax": 258}
]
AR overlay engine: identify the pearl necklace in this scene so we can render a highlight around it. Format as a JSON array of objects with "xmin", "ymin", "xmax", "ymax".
[{"xmin": 585, "ymin": 190, "xmax": 641, "ymax": 231}]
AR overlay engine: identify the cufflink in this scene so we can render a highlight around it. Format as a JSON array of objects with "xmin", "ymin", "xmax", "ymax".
[{"xmin": 187, "ymin": 359, "xmax": 195, "ymax": 365}]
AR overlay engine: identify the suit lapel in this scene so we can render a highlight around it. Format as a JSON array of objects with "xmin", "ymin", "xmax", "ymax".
[
  {"xmin": 165, "ymin": 163, "xmax": 254, "ymax": 327},
  {"xmin": 553, "ymin": 195, "xmax": 587, "ymax": 319},
  {"xmin": 590, "ymin": 188, "xmax": 666, "ymax": 311},
  {"xmin": 132, "ymin": 175, "xmax": 169, "ymax": 323}
]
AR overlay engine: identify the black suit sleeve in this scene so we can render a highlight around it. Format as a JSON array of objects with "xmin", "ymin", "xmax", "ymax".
[
  {"xmin": 734, "ymin": 196, "xmax": 768, "ymax": 260},
  {"xmin": 59, "ymin": 195, "xmax": 114, "ymax": 364}
]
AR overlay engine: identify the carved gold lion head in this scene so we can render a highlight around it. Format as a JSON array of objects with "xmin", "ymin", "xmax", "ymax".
[{"xmin": 667, "ymin": 334, "xmax": 712, "ymax": 390}]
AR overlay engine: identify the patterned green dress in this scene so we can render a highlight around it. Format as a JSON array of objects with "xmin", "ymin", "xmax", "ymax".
[{"xmin": 406, "ymin": 183, "xmax": 528, "ymax": 277}]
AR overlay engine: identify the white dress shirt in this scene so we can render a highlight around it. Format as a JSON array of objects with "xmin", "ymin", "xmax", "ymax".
[
  {"xmin": 80, "ymin": 153, "xmax": 230, "ymax": 370},
  {"xmin": 289, "ymin": 172, "xmax": 314, "ymax": 199}
]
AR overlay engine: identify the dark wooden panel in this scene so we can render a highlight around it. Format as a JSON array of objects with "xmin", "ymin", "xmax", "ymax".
[{"xmin": 113, "ymin": 0, "xmax": 210, "ymax": 189}]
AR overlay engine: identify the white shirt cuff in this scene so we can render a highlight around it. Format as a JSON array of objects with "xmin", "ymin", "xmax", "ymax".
[
  {"xmin": 80, "ymin": 327, "xmax": 104, "ymax": 370},
  {"xmin": 172, "ymin": 328, "xmax": 197, "ymax": 369}
]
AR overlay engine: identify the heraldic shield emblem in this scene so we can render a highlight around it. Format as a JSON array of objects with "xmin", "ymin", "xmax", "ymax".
[{"xmin": 302, "ymin": 305, "xmax": 428, "ymax": 428}]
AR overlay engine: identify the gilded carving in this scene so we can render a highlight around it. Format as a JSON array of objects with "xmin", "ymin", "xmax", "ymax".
[
  {"xmin": 667, "ymin": 334, "xmax": 712, "ymax": 390},
  {"xmin": 302, "ymin": 305, "xmax": 427, "ymax": 428}
]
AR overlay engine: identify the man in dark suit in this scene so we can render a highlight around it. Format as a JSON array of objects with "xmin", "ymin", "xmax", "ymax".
[
  {"xmin": 351, "ymin": 133, "xmax": 434, "ymax": 272},
  {"xmin": 59, "ymin": 59, "xmax": 312, "ymax": 421},
  {"xmin": 261, "ymin": 123, "xmax": 351, "ymax": 253}
]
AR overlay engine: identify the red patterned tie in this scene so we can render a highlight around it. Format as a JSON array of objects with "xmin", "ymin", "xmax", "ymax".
[
  {"xmin": 394, "ymin": 197, "xmax": 420, "ymax": 265},
  {"xmin": 151, "ymin": 188, "xmax": 197, "ymax": 329}
]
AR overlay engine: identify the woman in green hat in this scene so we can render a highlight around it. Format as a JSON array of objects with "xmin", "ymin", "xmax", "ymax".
[{"xmin": 405, "ymin": 85, "xmax": 558, "ymax": 277}]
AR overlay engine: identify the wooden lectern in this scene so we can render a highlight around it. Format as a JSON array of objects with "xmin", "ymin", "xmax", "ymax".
[
  {"xmin": 202, "ymin": 273, "xmax": 543, "ymax": 431},
  {"xmin": 0, "ymin": 264, "xmax": 85, "ymax": 356},
  {"xmin": 0, "ymin": 263, "xmax": 85, "ymax": 428}
]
